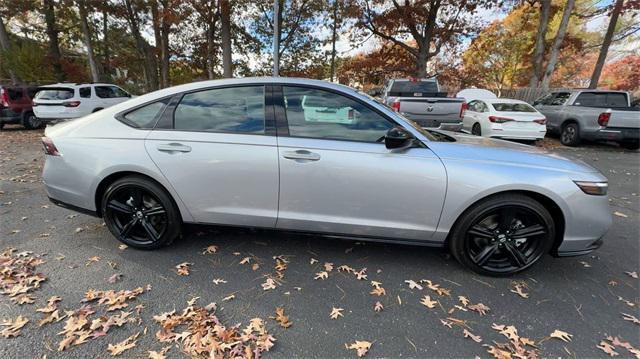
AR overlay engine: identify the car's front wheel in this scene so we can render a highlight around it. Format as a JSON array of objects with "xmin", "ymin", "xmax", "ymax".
[
  {"xmin": 101, "ymin": 176, "xmax": 181, "ymax": 249},
  {"xmin": 449, "ymin": 194, "xmax": 555, "ymax": 276}
]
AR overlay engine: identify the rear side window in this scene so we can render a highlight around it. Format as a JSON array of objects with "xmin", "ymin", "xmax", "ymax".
[
  {"xmin": 574, "ymin": 92, "xmax": 628, "ymax": 107},
  {"xmin": 95, "ymin": 86, "xmax": 129, "ymax": 98},
  {"xmin": 35, "ymin": 88, "xmax": 74, "ymax": 100},
  {"xmin": 79, "ymin": 87, "xmax": 91, "ymax": 98},
  {"xmin": 491, "ymin": 103, "xmax": 536, "ymax": 112},
  {"xmin": 122, "ymin": 99, "xmax": 169, "ymax": 129},
  {"xmin": 7, "ymin": 87, "xmax": 23, "ymax": 101},
  {"xmin": 173, "ymin": 86, "xmax": 265, "ymax": 134},
  {"xmin": 26, "ymin": 87, "xmax": 39, "ymax": 99}
]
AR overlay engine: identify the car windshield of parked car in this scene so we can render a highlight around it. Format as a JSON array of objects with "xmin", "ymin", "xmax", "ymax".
[
  {"xmin": 389, "ymin": 81, "xmax": 438, "ymax": 95},
  {"xmin": 35, "ymin": 88, "xmax": 74, "ymax": 100},
  {"xmin": 491, "ymin": 103, "xmax": 537, "ymax": 112}
]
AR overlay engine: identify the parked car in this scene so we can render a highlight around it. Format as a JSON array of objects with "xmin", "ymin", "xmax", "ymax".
[
  {"xmin": 462, "ymin": 98, "xmax": 547, "ymax": 141},
  {"xmin": 0, "ymin": 84, "xmax": 41, "ymax": 130},
  {"xmin": 382, "ymin": 78, "xmax": 466, "ymax": 131},
  {"xmin": 42, "ymin": 78, "xmax": 611, "ymax": 276},
  {"xmin": 534, "ymin": 90, "xmax": 640, "ymax": 149},
  {"xmin": 33, "ymin": 83, "xmax": 132, "ymax": 122}
]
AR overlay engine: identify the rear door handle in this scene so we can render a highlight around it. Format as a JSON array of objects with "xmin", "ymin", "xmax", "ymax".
[
  {"xmin": 156, "ymin": 143, "xmax": 192, "ymax": 153},
  {"xmin": 282, "ymin": 150, "xmax": 321, "ymax": 161}
]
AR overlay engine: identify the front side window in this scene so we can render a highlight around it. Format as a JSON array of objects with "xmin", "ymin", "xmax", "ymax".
[
  {"xmin": 549, "ymin": 92, "xmax": 571, "ymax": 105},
  {"xmin": 174, "ymin": 86, "xmax": 265, "ymax": 134},
  {"xmin": 79, "ymin": 87, "xmax": 91, "ymax": 98},
  {"xmin": 122, "ymin": 99, "xmax": 169, "ymax": 129},
  {"xmin": 95, "ymin": 86, "xmax": 129, "ymax": 98},
  {"xmin": 283, "ymin": 86, "xmax": 394, "ymax": 142}
]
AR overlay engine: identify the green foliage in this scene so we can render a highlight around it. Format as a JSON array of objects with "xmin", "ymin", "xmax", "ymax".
[{"xmin": 0, "ymin": 41, "xmax": 55, "ymax": 84}]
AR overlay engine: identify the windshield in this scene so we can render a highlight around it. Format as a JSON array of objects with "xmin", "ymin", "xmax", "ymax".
[
  {"xmin": 491, "ymin": 103, "xmax": 536, "ymax": 112},
  {"xmin": 390, "ymin": 81, "xmax": 438, "ymax": 93},
  {"xmin": 35, "ymin": 88, "xmax": 74, "ymax": 100}
]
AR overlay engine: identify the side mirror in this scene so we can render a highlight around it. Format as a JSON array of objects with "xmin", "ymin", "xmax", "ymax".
[{"xmin": 385, "ymin": 126, "xmax": 415, "ymax": 150}]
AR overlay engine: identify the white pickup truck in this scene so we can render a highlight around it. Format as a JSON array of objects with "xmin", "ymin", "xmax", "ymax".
[
  {"xmin": 534, "ymin": 90, "xmax": 639, "ymax": 149},
  {"xmin": 382, "ymin": 78, "xmax": 466, "ymax": 131}
]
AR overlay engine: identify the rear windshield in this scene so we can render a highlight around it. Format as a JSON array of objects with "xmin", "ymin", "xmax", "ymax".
[
  {"xmin": 491, "ymin": 103, "xmax": 536, "ymax": 112},
  {"xmin": 574, "ymin": 92, "xmax": 628, "ymax": 107},
  {"xmin": 389, "ymin": 81, "xmax": 438, "ymax": 94},
  {"xmin": 35, "ymin": 88, "xmax": 74, "ymax": 100}
]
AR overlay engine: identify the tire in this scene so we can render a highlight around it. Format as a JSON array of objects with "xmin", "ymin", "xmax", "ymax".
[
  {"xmin": 620, "ymin": 141, "xmax": 639, "ymax": 150},
  {"xmin": 101, "ymin": 176, "xmax": 181, "ymax": 249},
  {"xmin": 471, "ymin": 123, "xmax": 481, "ymax": 136},
  {"xmin": 560, "ymin": 122, "xmax": 580, "ymax": 146},
  {"xmin": 22, "ymin": 112, "xmax": 43, "ymax": 130},
  {"xmin": 449, "ymin": 194, "xmax": 555, "ymax": 276},
  {"xmin": 0, "ymin": 123, "xmax": 4, "ymax": 131}
]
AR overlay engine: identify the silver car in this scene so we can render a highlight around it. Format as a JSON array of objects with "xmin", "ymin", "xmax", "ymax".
[{"xmin": 42, "ymin": 78, "xmax": 611, "ymax": 276}]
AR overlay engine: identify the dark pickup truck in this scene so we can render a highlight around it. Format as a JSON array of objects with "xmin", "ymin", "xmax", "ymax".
[{"xmin": 381, "ymin": 78, "xmax": 465, "ymax": 131}]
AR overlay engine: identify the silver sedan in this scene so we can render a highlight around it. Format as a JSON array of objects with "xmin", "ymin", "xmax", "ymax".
[{"xmin": 42, "ymin": 78, "xmax": 611, "ymax": 276}]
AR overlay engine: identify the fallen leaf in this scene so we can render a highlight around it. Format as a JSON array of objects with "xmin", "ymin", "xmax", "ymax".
[
  {"xmin": 463, "ymin": 329, "xmax": 482, "ymax": 343},
  {"xmin": 310, "ymin": 258, "xmax": 318, "ymax": 265},
  {"xmin": 222, "ymin": 294, "xmax": 235, "ymax": 302},
  {"xmin": 239, "ymin": 257, "xmax": 251, "ymax": 265},
  {"xmin": 510, "ymin": 282, "xmax": 529, "ymax": 299},
  {"xmin": 148, "ymin": 346, "xmax": 171, "ymax": 359},
  {"xmin": 271, "ymin": 307, "xmax": 292, "ymax": 328},
  {"xmin": 613, "ymin": 211, "xmax": 628, "ymax": 218},
  {"xmin": 262, "ymin": 278, "xmax": 276, "ymax": 291},
  {"xmin": 405, "ymin": 280, "xmax": 423, "ymax": 291},
  {"xmin": 625, "ymin": 271, "xmax": 639, "ymax": 279},
  {"xmin": 107, "ymin": 273, "xmax": 122, "ymax": 284},
  {"xmin": 622, "ymin": 313, "xmax": 640, "ymax": 325},
  {"xmin": 314, "ymin": 271, "xmax": 329, "ymax": 280},
  {"xmin": 550, "ymin": 329, "xmax": 573, "ymax": 342},
  {"xmin": 324, "ymin": 262, "xmax": 334, "ymax": 272},
  {"xmin": 212, "ymin": 278, "xmax": 227, "ymax": 285},
  {"xmin": 346, "ymin": 340, "xmax": 372, "ymax": 357},
  {"xmin": 0, "ymin": 315, "xmax": 29, "ymax": 338},
  {"xmin": 118, "ymin": 244, "xmax": 128, "ymax": 250},
  {"xmin": 597, "ymin": 340, "xmax": 620, "ymax": 357},
  {"xmin": 420, "ymin": 295, "xmax": 438, "ymax": 309},
  {"xmin": 107, "ymin": 332, "xmax": 139, "ymax": 356},
  {"xmin": 370, "ymin": 287, "xmax": 386, "ymax": 296},
  {"xmin": 468, "ymin": 303, "xmax": 490, "ymax": 316},
  {"xmin": 373, "ymin": 302, "xmax": 383, "ymax": 312},
  {"xmin": 354, "ymin": 268, "xmax": 367, "ymax": 280},
  {"xmin": 85, "ymin": 256, "xmax": 100, "ymax": 266},
  {"xmin": 330, "ymin": 307, "xmax": 344, "ymax": 319},
  {"xmin": 202, "ymin": 245, "xmax": 218, "ymax": 254},
  {"xmin": 75, "ymin": 227, "xmax": 85, "ymax": 233},
  {"xmin": 458, "ymin": 296, "xmax": 470, "ymax": 307},
  {"xmin": 175, "ymin": 262, "xmax": 191, "ymax": 276}
]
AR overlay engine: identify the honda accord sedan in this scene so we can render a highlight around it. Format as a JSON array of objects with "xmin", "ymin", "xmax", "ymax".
[{"xmin": 42, "ymin": 78, "xmax": 611, "ymax": 276}]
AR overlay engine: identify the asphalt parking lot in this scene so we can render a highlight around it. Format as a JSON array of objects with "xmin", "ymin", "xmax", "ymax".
[{"xmin": 1, "ymin": 126, "xmax": 638, "ymax": 358}]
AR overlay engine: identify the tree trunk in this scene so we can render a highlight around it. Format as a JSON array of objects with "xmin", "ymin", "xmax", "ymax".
[
  {"xmin": 124, "ymin": 0, "xmax": 158, "ymax": 91},
  {"xmin": 541, "ymin": 0, "xmax": 575, "ymax": 90},
  {"xmin": 78, "ymin": 0, "xmax": 100, "ymax": 82},
  {"xmin": 415, "ymin": 45, "xmax": 428, "ymax": 78},
  {"xmin": 42, "ymin": 0, "xmax": 65, "ymax": 82},
  {"xmin": 529, "ymin": 0, "xmax": 551, "ymax": 88},
  {"xmin": 329, "ymin": 0, "xmax": 338, "ymax": 82},
  {"xmin": 0, "ymin": 15, "xmax": 19, "ymax": 84},
  {"xmin": 206, "ymin": 14, "xmax": 216, "ymax": 79},
  {"xmin": 102, "ymin": 8, "xmax": 110, "ymax": 80},
  {"xmin": 589, "ymin": 0, "xmax": 623, "ymax": 89},
  {"xmin": 150, "ymin": 2, "xmax": 165, "ymax": 88},
  {"xmin": 220, "ymin": 0, "xmax": 232, "ymax": 78},
  {"xmin": 159, "ymin": 0, "xmax": 170, "ymax": 87}
]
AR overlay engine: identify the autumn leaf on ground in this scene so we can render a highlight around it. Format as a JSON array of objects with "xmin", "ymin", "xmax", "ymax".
[
  {"xmin": 613, "ymin": 211, "xmax": 628, "ymax": 218},
  {"xmin": 346, "ymin": 340, "xmax": 372, "ymax": 357},
  {"xmin": 622, "ymin": 313, "xmax": 640, "ymax": 325},
  {"xmin": 468, "ymin": 303, "xmax": 490, "ymax": 316},
  {"xmin": 324, "ymin": 262, "xmax": 334, "ymax": 272},
  {"xmin": 510, "ymin": 282, "xmax": 529, "ymax": 299},
  {"xmin": 85, "ymin": 256, "xmax": 100, "ymax": 266},
  {"xmin": 330, "ymin": 307, "xmax": 344, "ymax": 319},
  {"xmin": 271, "ymin": 307, "xmax": 292, "ymax": 328},
  {"xmin": 262, "ymin": 278, "xmax": 276, "ymax": 291},
  {"xmin": 118, "ymin": 244, "xmax": 128, "ymax": 250},
  {"xmin": 370, "ymin": 287, "xmax": 386, "ymax": 296},
  {"xmin": 201, "ymin": 245, "xmax": 218, "ymax": 254},
  {"xmin": 239, "ymin": 256, "xmax": 251, "ymax": 265},
  {"xmin": 420, "ymin": 295, "xmax": 438, "ymax": 309},
  {"xmin": 597, "ymin": 340, "xmax": 620, "ymax": 356},
  {"xmin": 458, "ymin": 296, "xmax": 470, "ymax": 307},
  {"xmin": 175, "ymin": 262, "xmax": 191, "ymax": 276},
  {"xmin": 370, "ymin": 281, "xmax": 382, "ymax": 288},
  {"xmin": 373, "ymin": 302, "xmax": 383, "ymax": 312},
  {"xmin": 338, "ymin": 265, "xmax": 353, "ymax": 273},
  {"xmin": 463, "ymin": 329, "xmax": 482, "ymax": 343},
  {"xmin": 440, "ymin": 319, "xmax": 453, "ymax": 328},
  {"xmin": 222, "ymin": 294, "xmax": 235, "ymax": 302},
  {"xmin": 405, "ymin": 280, "xmax": 423, "ymax": 290},
  {"xmin": 0, "ymin": 315, "xmax": 29, "ymax": 338},
  {"xmin": 354, "ymin": 268, "xmax": 368, "ymax": 280},
  {"xmin": 625, "ymin": 271, "xmax": 639, "ymax": 279},
  {"xmin": 107, "ymin": 273, "xmax": 122, "ymax": 284},
  {"xmin": 107, "ymin": 331, "xmax": 139, "ymax": 356},
  {"xmin": 315, "ymin": 271, "xmax": 329, "ymax": 280},
  {"xmin": 618, "ymin": 296, "xmax": 635, "ymax": 307},
  {"xmin": 212, "ymin": 278, "xmax": 227, "ymax": 285},
  {"xmin": 549, "ymin": 329, "xmax": 573, "ymax": 342},
  {"xmin": 422, "ymin": 280, "xmax": 451, "ymax": 296},
  {"xmin": 310, "ymin": 258, "xmax": 318, "ymax": 265},
  {"xmin": 148, "ymin": 346, "xmax": 171, "ymax": 359}
]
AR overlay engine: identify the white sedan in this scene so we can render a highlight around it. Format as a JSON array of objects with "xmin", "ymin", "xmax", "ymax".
[{"xmin": 462, "ymin": 98, "xmax": 547, "ymax": 140}]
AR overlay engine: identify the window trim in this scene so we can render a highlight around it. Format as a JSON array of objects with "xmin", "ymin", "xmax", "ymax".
[
  {"xmin": 115, "ymin": 95, "xmax": 174, "ymax": 129},
  {"xmin": 273, "ymin": 84, "xmax": 403, "ymax": 144}
]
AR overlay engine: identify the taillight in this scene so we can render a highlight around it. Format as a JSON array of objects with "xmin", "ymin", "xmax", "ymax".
[
  {"xmin": 597, "ymin": 112, "xmax": 610, "ymax": 127},
  {"xmin": 488, "ymin": 116, "xmax": 514, "ymax": 123},
  {"xmin": 0, "ymin": 88, "xmax": 9, "ymax": 107},
  {"xmin": 42, "ymin": 137, "xmax": 61, "ymax": 156},
  {"xmin": 460, "ymin": 102, "xmax": 468, "ymax": 119},
  {"xmin": 533, "ymin": 118, "xmax": 547, "ymax": 125},
  {"xmin": 63, "ymin": 100, "xmax": 81, "ymax": 107},
  {"xmin": 391, "ymin": 99, "xmax": 400, "ymax": 112}
]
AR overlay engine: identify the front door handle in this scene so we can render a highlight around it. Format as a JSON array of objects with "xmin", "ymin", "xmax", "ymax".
[
  {"xmin": 282, "ymin": 150, "xmax": 321, "ymax": 161},
  {"xmin": 156, "ymin": 143, "xmax": 192, "ymax": 153}
]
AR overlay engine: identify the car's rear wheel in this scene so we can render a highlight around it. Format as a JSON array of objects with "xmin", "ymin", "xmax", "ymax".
[
  {"xmin": 560, "ymin": 122, "xmax": 580, "ymax": 146},
  {"xmin": 449, "ymin": 194, "xmax": 555, "ymax": 276},
  {"xmin": 22, "ymin": 112, "xmax": 42, "ymax": 130},
  {"xmin": 471, "ymin": 123, "xmax": 481, "ymax": 136},
  {"xmin": 101, "ymin": 176, "xmax": 181, "ymax": 249}
]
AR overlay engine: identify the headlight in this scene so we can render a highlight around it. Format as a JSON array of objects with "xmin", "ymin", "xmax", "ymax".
[{"xmin": 574, "ymin": 181, "xmax": 608, "ymax": 196}]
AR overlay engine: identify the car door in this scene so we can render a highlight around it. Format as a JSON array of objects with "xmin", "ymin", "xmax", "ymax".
[
  {"xmin": 145, "ymin": 84, "xmax": 279, "ymax": 227},
  {"xmin": 274, "ymin": 85, "xmax": 447, "ymax": 242}
]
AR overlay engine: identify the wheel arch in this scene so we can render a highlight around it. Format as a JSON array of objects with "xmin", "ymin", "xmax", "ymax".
[
  {"xmin": 94, "ymin": 171, "xmax": 185, "ymax": 222},
  {"xmin": 561, "ymin": 118, "xmax": 579, "ymax": 130},
  {"xmin": 444, "ymin": 189, "xmax": 565, "ymax": 254}
]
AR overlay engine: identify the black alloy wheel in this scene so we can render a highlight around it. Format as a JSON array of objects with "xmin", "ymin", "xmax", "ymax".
[
  {"xmin": 102, "ymin": 176, "xmax": 181, "ymax": 249},
  {"xmin": 449, "ymin": 194, "xmax": 555, "ymax": 276}
]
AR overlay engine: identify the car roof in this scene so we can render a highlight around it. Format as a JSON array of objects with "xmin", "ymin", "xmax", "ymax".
[
  {"xmin": 39, "ymin": 83, "xmax": 120, "ymax": 88},
  {"xmin": 482, "ymin": 98, "xmax": 530, "ymax": 104}
]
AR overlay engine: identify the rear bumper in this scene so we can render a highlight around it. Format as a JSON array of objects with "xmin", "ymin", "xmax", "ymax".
[
  {"xmin": 554, "ymin": 238, "xmax": 603, "ymax": 257},
  {"xmin": 589, "ymin": 127, "xmax": 639, "ymax": 142},
  {"xmin": 402, "ymin": 113, "xmax": 463, "ymax": 130},
  {"xmin": 49, "ymin": 197, "xmax": 99, "ymax": 217}
]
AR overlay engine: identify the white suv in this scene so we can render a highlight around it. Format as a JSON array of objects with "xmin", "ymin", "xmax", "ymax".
[{"xmin": 33, "ymin": 83, "xmax": 132, "ymax": 121}]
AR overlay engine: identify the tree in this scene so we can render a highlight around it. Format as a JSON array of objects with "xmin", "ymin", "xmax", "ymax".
[
  {"xmin": 77, "ymin": 0, "xmax": 100, "ymax": 82},
  {"xmin": 600, "ymin": 54, "xmax": 640, "ymax": 91},
  {"xmin": 220, "ymin": 0, "xmax": 232, "ymax": 77},
  {"xmin": 529, "ymin": 0, "xmax": 551, "ymax": 87},
  {"xmin": 123, "ymin": 0, "xmax": 159, "ymax": 91},
  {"xmin": 357, "ymin": 0, "xmax": 498, "ymax": 77},
  {"xmin": 0, "ymin": 15, "xmax": 19, "ymax": 83},
  {"xmin": 540, "ymin": 0, "xmax": 576, "ymax": 90},
  {"xmin": 588, "ymin": 0, "xmax": 623, "ymax": 89},
  {"xmin": 42, "ymin": 0, "xmax": 65, "ymax": 82}
]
